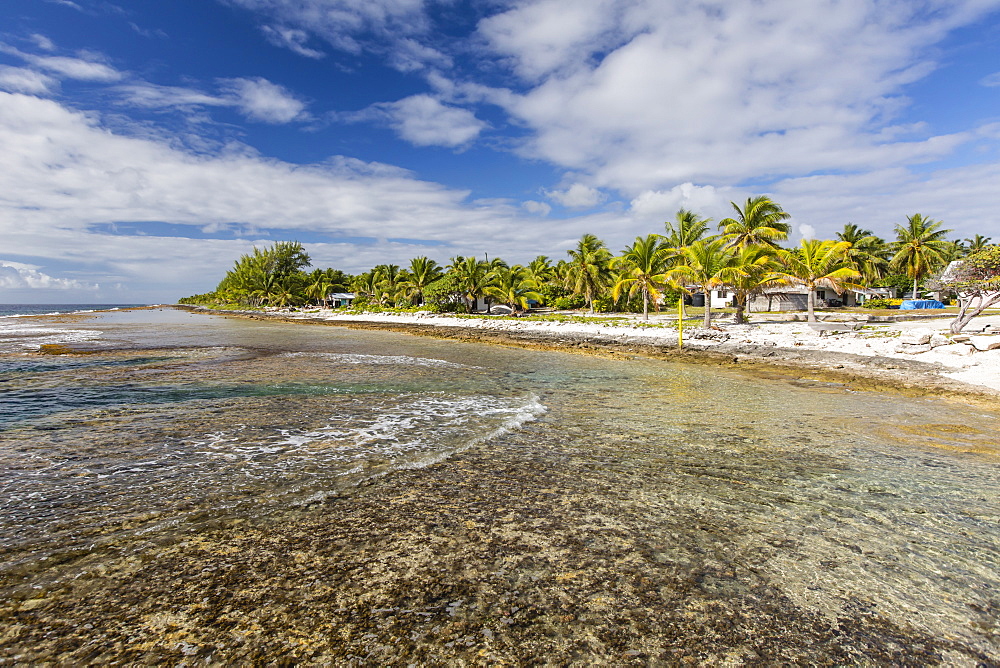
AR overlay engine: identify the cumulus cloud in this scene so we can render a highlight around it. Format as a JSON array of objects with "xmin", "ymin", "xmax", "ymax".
[
  {"xmin": 0, "ymin": 261, "xmax": 95, "ymax": 290},
  {"xmin": 798, "ymin": 224, "xmax": 818, "ymax": 240},
  {"xmin": 522, "ymin": 200, "xmax": 551, "ymax": 216},
  {"xmin": 360, "ymin": 94, "xmax": 486, "ymax": 147},
  {"xmin": 545, "ymin": 183, "xmax": 605, "ymax": 209},
  {"xmin": 465, "ymin": 0, "xmax": 997, "ymax": 195},
  {"xmin": 0, "ymin": 92, "xmax": 558, "ymax": 296},
  {"xmin": 477, "ymin": 0, "xmax": 626, "ymax": 82},
  {"xmin": 628, "ymin": 183, "xmax": 724, "ymax": 220},
  {"xmin": 218, "ymin": 77, "xmax": 308, "ymax": 123}
]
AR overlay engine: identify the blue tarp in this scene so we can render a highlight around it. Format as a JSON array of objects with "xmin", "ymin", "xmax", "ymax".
[{"xmin": 900, "ymin": 299, "xmax": 945, "ymax": 309}]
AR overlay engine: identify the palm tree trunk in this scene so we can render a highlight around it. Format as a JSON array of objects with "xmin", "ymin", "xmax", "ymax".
[
  {"xmin": 734, "ymin": 294, "xmax": 746, "ymax": 324},
  {"xmin": 807, "ymin": 288, "xmax": 816, "ymax": 323},
  {"xmin": 703, "ymin": 286, "xmax": 712, "ymax": 328},
  {"xmin": 912, "ymin": 276, "xmax": 918, "ymax": 300},
  {"xmin": 642, "ymin": 289, "xmax": 649, "ymax": 321}
]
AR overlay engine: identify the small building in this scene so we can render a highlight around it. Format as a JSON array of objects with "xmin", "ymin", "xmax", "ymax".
[
  {"xmin": 327, "ymin": 292, "xmax": 356, "ymax": 308},
  {"xmin": 685, "ymin": 289, "xmax": 734, "ymax": 309},
  {"xmin": 748, "ymin": 286, "xmax": 889, "ymax": 312}
]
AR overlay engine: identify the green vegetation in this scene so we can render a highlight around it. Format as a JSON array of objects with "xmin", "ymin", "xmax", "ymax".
[{"xmin": 180, "ymin": 203, "xmax": 993, "ymax": 326}]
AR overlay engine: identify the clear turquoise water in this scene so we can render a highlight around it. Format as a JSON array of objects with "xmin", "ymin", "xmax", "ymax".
[{"xmin": 1, "ymin": 307, "xmax": 998, "ymax": 662}]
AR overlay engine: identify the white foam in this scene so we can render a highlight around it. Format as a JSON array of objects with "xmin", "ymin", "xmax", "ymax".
[
  {"xmin": 187, "ymin": 393, "xmax": 546, "ymax": 474},
  {"xmin": 0, "ymin": 322, "xmax": 102, "ymax": 351},
  {"xmin": 280, "ymin": 351, "xmax": 476, "ymax": 369}
]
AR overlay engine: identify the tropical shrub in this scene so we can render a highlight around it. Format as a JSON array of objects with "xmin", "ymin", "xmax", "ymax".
[
  {"xmin": 863, "ymin": 298, "xmax": 902, "ymax": 308},
  {"xmin": 552, "ymin": 295, "xmax": 586, "ymax": 310}
]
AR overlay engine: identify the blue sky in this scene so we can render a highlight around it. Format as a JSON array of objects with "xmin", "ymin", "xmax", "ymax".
[{"xmin": 1, "ymin": 0, "xmax": 1000, "ymax": 303}]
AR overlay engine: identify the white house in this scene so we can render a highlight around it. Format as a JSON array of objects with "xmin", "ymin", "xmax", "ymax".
[
  {"xmin": 747, "ymin": 286, "xmax": 891, "ymax": 312},
  {"xmin": 327, "ymin": 292, "xmax": 356, "ymax": 308},
  {"xmin": 686, "ymin": 289, "xmax": 734, "ymax": 309}
]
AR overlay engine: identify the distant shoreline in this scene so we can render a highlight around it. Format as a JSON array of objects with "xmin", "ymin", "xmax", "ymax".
[{"xmin": 175, "ymin": 305, "xmax": 1000, "ymax": 403}]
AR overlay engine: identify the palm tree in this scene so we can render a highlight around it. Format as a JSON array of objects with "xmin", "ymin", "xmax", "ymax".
[
  {"xmin": 836, "ymin": 223, "xmax": 889, "ymax": 285},
  {"xmin": 777, "ymin": 239, "xmax": 863, "ymax": 322},
  {"xmin": 964, "ymin": 234, "xmax": 993, "ymax": 253},
  {"xmin": 350, "ymin": 270, "xmax": 382, "ymax": 305},
  {"xmin": 890, "ymin": 214, "xmax": 952, "ymax": 299},
  {"xmin": 719, "ymin": 195, "xmax": 792, "ymax": 249},
  {"xmin": 664, "ymin": 209, "xmax": 712, "ymax": 319},
  {"xmin": 270, "ymin": 276, "xmax": 299, "ymax": 307},
  {"xmin": 564, "ymin": 234, "xmax": 613, "ymax": 313},
  {"xmin": 527, "ymin": 255, "xmax": 555, "ymax": 286},
  {"xmin": 305, "ymin": 276, "xmax": 333, "ymax": 307},
  {"xmin": 666, "ymin": 237, "xmax": 737, "ymax": 328},
  {"xmin": 452, "ymin": 256, "xmax": 491, "ymax": 312},
  {"xmin": 373, "ymin": 264, "xmax": 404, "ymax": 305},
  {"xmin": 611, "ymin": 234, "xmax": 673, "ymax": 321},
  {"xmin": 664, "ymin": 209, "xmax": 711, "ymax": 248},
  {"xmin": 484, "ymin": 265, "xmax": 543, "ymax": 312},
  {"xmin": 719, "ymin": 245, "xmax": 785, "ymax": 324},
  {"xmin": 401, "ymin": 256, "xmax": 443, "ymax": 305}
]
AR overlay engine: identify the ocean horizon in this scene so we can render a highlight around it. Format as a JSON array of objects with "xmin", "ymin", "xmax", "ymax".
[{"xmin": 0, "ymin": 303, "xmax": 152, "ymax": 318}]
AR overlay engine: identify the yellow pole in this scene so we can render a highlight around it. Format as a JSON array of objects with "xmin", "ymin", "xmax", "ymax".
[{"xmin": 677, "ymin": 295, "xmax": 683, "ymax": 349}]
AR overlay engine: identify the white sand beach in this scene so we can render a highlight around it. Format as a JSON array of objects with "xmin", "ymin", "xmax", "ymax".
[{"xmin": 267, "ymin": 308, "xmax": 1000, "ymax": 396}]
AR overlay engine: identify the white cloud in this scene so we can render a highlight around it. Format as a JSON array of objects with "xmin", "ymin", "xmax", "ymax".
[
  {"xmin": 0, "ymin": 261, "xmax": 95, "ymax": 290},
  {"xmin": 364, "ymin": 94, "xmax": 486, "ymax": 147},
  {"xmin": 115, "ymin": 78, "xmax": 312, "ymax": 125},
  {"xmin": 0, "ymin": 92, "xmax": 559, "ymax": 297},
  {"xmin": 218, "ymin": 77, "xmax": 307, "ymax": 123},
  {"xmin": 0, "ymin": 66, "xmax": 57, "ymax": 95},
  {"xmin": 522, "ymin": 200, "xmax": 551, "ymax": 216},
  {"xmin": 30, "ymin": 34, "xmax": 56, "ymax": 51},
  {"xmin": 477, "ymin": 0, "xmax": 626, "ymax": 82},
  {"xmin": 28, "ymin": 54, "xmax": 122, "ymax": 82},
  {"xmin": 45, "ymin": 0, "xmax": 84, "ymax": 11},
  {"xmin": 798, "ymin": 224, "xmax": 817, "ymax": 240},
  {"xmin": 225, "ymin": 0, "xmax": 440, "ymax": 70},
  {"xmin": 115, "ymin": 82, "xmax": 229, "ymax": 110},
  {"xmin": 388, "ymin": 38, "xmax": 451, "ymax": 73},
  {"xmin": 466, "ymin": 0, "xmax": 999, "ymax": 195},
  {"xmin": 980, "ymin": 71, "xmax": 1000, "ymax": 87},
  {"xmin": 628, "ymin": 183, "xmax": 724, "ymax": 220},
  {"xmin": 545, "ymin": 183, "xmax": 605, "ymax": 209},
  {"xmin": 261, "ymin": 25, "xmax": 325, "ymax": 59}
]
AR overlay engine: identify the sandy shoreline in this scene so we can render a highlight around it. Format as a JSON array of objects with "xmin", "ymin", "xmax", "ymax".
[{"xmin": 182, "ymin": 306, "xmax": 1000, "ymax": 401}]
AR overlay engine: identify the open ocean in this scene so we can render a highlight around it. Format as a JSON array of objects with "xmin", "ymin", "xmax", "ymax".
[{"xmin": 0, "ymin": 306, "xmax": 998, "ymax": 663}]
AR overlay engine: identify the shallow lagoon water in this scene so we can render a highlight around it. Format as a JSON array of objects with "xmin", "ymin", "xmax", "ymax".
[{"xmin": 0, "ymin": 307, "xmax": 998, "ymax": 664}]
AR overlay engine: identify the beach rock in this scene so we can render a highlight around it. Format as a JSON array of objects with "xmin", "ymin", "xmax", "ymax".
[
  {"xmin": 896, "ymin": 343, "xmax": 932, "ymax": 354},
  {"xmin": 898, "ymin": 329, "xmax": 933, "ymax": 345},
  {"xmin": 687, "ymin": 328, "xmax": 729, "ymax": 341},
  {"xmin": 940, "ymin": 344, "xmax": 975, "ymax": 356},
  {"xmin": 969, "ymin": 335, "xmax": 1000, "ymax": 352},
  {"xmin": 928, "ymin": 334, "xmax": 950, "ymax": 348}
]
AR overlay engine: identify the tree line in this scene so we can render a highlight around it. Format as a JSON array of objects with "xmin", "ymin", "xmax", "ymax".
[{"xmin": 180, "ymin": 196, "xmax": 997, "ymax": 327}]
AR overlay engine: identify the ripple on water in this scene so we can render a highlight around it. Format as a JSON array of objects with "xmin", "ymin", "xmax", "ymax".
[{"xmin": 0, "ymin": 387, "xmax": 545, "ymax": 576}]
